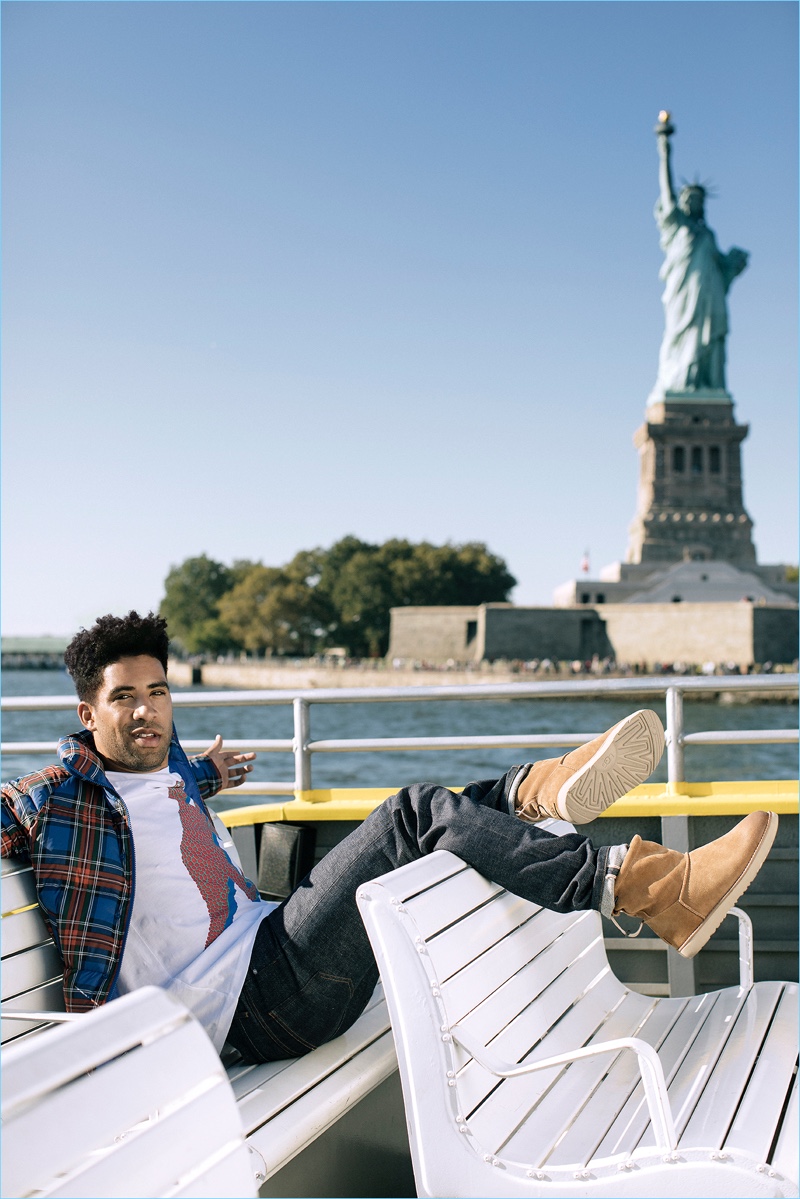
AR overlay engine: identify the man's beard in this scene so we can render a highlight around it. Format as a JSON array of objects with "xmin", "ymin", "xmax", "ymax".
[{"xmin": 111, "ymin": 727, "xmax": 169, "ymax": 772}]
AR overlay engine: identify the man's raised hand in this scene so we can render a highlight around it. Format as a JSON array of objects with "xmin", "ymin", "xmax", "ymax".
[{"xmin": 203, "ymin": 734, "xmax": 256, "ymax": 789}]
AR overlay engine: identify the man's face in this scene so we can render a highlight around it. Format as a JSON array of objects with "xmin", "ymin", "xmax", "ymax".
[{"xmin": 77, "ymin": 655, "xmax": 173, "ymax": 772}]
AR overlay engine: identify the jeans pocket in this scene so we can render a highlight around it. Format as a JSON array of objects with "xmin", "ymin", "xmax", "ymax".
[{"xmin": 259, "ymin": 969, "xmax": 356, "ymax": 1055}]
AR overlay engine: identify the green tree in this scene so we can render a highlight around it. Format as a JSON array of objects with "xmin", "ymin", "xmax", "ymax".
[
  {"xmin": 160, "ymin": 555, "xmax": 237, "ymax": 654},
  {"xmin": 217, "ymin": 563, "xmax": 333, "ymax": 656},
  {"xmin": 311, "ymin": 536, "xmax": 516, "ymax": 656},
  {"xmin": 325, "ymin": 548, "xmax": 394, "ymax": 657},
  {"xmin": 161, "ymin": 538, "xmax": 516, "ymax": 658},
  {"xmin": 421, "ymin": 541, "xmax": 517, "ymax": 606}
]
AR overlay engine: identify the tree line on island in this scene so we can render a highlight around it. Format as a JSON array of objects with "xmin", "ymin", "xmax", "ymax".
[{"xmin": 160, "ymin": 537, "xmax": 516, "ymax": 659}]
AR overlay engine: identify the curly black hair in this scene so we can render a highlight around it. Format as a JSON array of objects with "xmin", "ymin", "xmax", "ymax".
[{"xmin": 64, "ymin": 611, "xmax": 170, "ymax": 701}]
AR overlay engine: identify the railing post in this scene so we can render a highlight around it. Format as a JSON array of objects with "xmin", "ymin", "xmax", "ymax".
[
  {"xmin": 662, "ymin": 685, "xmax": 695, "ymax": 996},
  {"xmin": 665, "ymin": 686, "xmax": 684, "ymax": 785},
  {"xmin": 293, "ymin": 698, "xmax": 312, "ymax": 793}
]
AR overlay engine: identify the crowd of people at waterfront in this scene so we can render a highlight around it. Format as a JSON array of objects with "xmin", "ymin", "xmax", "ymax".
[
  {"xmin": 387, "ymin": 656, "xmax": 798, "ymax": 677},
  {"xmin": 189, "ymin": 651, "xmax": 797, "ymax": 677},
  {"xmin": 6, "ymin": 651, "xmax": 797, "ymax": 679}
]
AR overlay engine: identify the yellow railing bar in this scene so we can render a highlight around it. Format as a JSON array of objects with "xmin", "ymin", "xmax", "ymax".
[
  {"xmin": 1, "ymin": 902, "xmax": 39, "ymax": 919},
  {"xmin": 219, "ymin": 780, "xmax": 799, "ymax": 827}
]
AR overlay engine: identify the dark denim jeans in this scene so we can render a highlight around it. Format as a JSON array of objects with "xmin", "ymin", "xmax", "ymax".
[{"xmin": 226, "ymin": 767, "xmax": 610, "ymax": 1063}]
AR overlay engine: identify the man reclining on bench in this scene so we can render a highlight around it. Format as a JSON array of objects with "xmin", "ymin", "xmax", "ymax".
[{"xmin": 1, "ymin": 611, "xmax": 777, "ymax": 1063}]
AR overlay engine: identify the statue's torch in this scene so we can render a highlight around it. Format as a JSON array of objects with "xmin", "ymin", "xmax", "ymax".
[{"xmin": 654, "ymin": 110, "xmax": 675, "ymax": 137}]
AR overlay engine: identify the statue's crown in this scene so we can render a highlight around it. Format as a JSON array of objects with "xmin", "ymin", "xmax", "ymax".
[{"xmin": 679, "ymin": 176, "xmax": 715, "ymax": 198}]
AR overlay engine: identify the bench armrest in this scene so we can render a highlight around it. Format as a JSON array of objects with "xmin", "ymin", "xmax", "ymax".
[
  {"xmin": 728, "ymin": 906, "xmax": 754, "ymax": 990},
  {"xmin": 452, "ymin": 1027, "xmax": 677, "ymax": 1153}
]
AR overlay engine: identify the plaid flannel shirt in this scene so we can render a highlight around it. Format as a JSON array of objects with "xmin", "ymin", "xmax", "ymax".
[{"xmin": 1, "ymin": 727, "xmax": 222, "ymax": 1012}]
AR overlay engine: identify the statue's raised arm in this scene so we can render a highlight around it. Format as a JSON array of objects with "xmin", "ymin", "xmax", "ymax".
[
  {"xmin": 650, "ymin": 112, "xmax": 749, "ymax": 401},
  {"xmin": 655, "ymin": 110, "xmax": 676, "ymax": 213}
]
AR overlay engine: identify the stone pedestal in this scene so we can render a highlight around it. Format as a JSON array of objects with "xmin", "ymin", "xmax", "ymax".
[{"xmin": 626, "ymin": 390, "xmax": 756, "ymax": 566}]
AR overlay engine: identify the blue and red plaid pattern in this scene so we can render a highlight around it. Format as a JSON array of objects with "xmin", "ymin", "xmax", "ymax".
[{"xmin": 2, "ymin": 728, "xmax": 222, "ymax": 1012}]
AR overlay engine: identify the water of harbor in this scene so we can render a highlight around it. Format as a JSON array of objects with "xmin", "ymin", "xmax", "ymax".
[{"xmin": 2, "ymin": 669, "xmax": 797, "ymax": 800}]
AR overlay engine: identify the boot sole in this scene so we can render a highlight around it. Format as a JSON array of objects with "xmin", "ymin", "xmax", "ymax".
[
  {"xmin": 555, "ymin": 709, "xmax": 664, "ymax": 823},
  {"xmin": 677, "ymin": 811, "xmax": 778, "ymax": 958}
]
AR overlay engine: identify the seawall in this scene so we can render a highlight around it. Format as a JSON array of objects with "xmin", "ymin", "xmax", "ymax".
[{"xmin": 166, "ymin": 661, "xmax": 797, "ymax": 701}]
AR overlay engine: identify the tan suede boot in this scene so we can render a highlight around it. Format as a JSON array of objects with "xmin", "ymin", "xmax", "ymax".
[
  {"xmin": 613, "ymin": 810, "xmax": 778, "ymax": 958},
  {"xmin": 514, "ymin": 709, "xmax": 664, "ymax": 824}
]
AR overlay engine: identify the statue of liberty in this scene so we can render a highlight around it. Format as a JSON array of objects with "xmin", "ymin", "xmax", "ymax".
[{"xmin": 650, "ymin": 112, "xmax": 748, "ymax": 400}]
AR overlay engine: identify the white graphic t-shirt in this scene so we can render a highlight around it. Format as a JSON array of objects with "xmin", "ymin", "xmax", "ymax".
[{"xmin": 107, "ymin": 768, "xmax": 276, "ymax": 1050}]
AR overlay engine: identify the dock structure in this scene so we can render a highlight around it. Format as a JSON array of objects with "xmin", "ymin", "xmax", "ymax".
[{"xmin": 1, "ymin": 637, "xmax": 69, "ymax": 670}]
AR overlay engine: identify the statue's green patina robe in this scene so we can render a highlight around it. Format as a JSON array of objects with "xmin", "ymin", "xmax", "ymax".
[{"xmin": 654, "ymin": 199, "xmax": 747, "ymax": 394}]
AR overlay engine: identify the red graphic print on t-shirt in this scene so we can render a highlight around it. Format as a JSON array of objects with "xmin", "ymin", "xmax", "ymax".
[{"xmin": 168, "ymin": 779, "xmax": 259, "ymax": 947}]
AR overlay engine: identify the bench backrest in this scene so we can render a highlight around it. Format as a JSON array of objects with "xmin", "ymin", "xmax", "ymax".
[
  {"xmin": 2, "ymin": 856, "xmax": 66, "ymax": 1044},
  {"xmin": 2, "ymin": 984, "xmax": 257, "ymax": 1198}
]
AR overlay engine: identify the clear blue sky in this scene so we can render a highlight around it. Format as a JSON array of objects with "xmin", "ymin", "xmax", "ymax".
[{"xmin": 3, "ymin": 1, "xmax": 797, "ymax": 637}]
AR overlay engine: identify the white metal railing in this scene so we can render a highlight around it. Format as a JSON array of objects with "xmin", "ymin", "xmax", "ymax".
[
  {"xmin": 2, "ymin": 674, "xmax": 797, "ymax": 1001},
  {"xmin": 2, "ymin": 674, "xmax": 797, "ymax": 794}
]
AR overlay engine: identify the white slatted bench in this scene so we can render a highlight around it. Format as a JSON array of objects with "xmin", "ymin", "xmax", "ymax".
[
  {"xmin": 357, "ymin": 847, "xmax": 799, "ymax": 1199},
  {"xmin": 2, "ymin": 856, "xmax": 402, "ymax": 1197},
  {"xmin": 2, "ymin": 986, "xmax": 257, "ymax": 1199}
]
